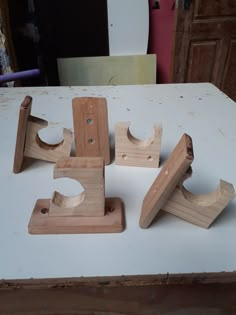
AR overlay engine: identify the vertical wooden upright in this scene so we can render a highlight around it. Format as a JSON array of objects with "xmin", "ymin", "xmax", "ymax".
[{"xmin": 72, "ymin": 97, "xmax": 110, "ymax": 165}]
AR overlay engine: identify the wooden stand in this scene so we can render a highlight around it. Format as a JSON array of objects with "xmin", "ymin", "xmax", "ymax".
[
  {"xmin": 72, "ymin": 97, "xmax": 110, "ymax": 165},
  {"xmin": 115, "ymin": 122, "xmax": 162, "ymax": 167},
  {"xmin": 139, "ymin": 133, "xmax": 235, "ymax": 229},
  {"xmin": 49, "ymin": 157, "xmax": 105, "ymax": 217},
  {"xmin": 28, "ymin": 157, "xmax": 125, "ymax": 234},
  {"xmin": 162, "ymin": 178, "xmax": 235, "ymax": 228},
  {"xmin": 13, "ymin": 96, "xmax": 73, "ymax": 173}
]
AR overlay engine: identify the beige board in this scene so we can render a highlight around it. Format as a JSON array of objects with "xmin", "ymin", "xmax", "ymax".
[{"xmin": 57, "ymin": 55, "xmax": 156, "ymax": 86}]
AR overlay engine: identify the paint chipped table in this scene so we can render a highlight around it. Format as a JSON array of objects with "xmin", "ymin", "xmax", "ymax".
[{"xmin": 1, "ymin": 83, "xmax": 236, "ymax": 314}]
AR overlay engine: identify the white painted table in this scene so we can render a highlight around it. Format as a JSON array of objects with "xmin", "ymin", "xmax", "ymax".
[{"xmin": 1, "ymin": 83, "xmax": 236, "ymax": 280}]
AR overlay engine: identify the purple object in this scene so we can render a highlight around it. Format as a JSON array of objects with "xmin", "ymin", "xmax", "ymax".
[{"xmin": 0, "ymin": 69, "xmax": 40, "ymax": 83}]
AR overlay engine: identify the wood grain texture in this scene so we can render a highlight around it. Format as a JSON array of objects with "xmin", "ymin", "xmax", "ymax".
[
  {"xmin": 1, "ymin": 273, "xmax": 236, "ymax": 314},
  {"xmin": 28, "ymin": 197, "xmax": 124, "ymax": 234},
  {"xmin": 186, "ymin": 40, "xmax": 219, "ymax": 84},
  {"xmin": 13, "ymin": 96, "xmax": 72, "ymax": 173},
  {"xmin": 49, "ymin": 157, "xmax": 105, "ymax": 217},
  {"xmin": 172, "ymin": 0, "xmax": 236, "ymax": 101},
  {"xmin": 139, "ymin": 134, "xmax": 194, "ymax": 228},
  {"xmin": 115, "ymin": 122, "xmax": 162, "ymax": 168},
  {"xmin": 24, "ymin": 116, "xmax": 72, "ymax": 162},
  {"xmin": 163, "ymin": 179, "xmax": 236, "ymax": 228},
  {"xmin": 72, "ymin": 97, "xmax": 110, "ymax": 165},
  {"xmin": 221, "ymin": 39, "xmax": 236, "ymax": 101},
  {"xmin": 13, "ymin": 96, "xmax": 32, "ymax": 173},
  {"xmin": 195, "ymin": 0, "xmax": 236, "ymax": 18}
]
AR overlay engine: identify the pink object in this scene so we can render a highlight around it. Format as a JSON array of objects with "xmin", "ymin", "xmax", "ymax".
[{"xmin": 148, "ymin": 0, "xmax": 175, "ymax": 83}]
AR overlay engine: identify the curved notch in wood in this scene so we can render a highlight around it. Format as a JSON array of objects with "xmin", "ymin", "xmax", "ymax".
[
  {"xmin": 139, "ymin": 132, "xmax": 235, "ymax": 229},
  {"xmin": 13, "ymin": 96, "xmax": 72, "ymax": 173},
  {"xmin": 49, "ymin": 157, "xmax": 105, "ymax": 217},
  {"xmin": 28, "ymin": 157, "xmax": 125, "ymax": 234},
  {"xmin": 139, "ymin": 134, "xmax": 194, "ymax": 228},
  {"xmin": 24, "ymin": 115, "xmax": 72, "ymax": 162},
  {"xmin": 115, "ymin": 122, "xmax": 162, "ymax": 167},
  {"xmin": 52, "ymin": 191, "xmax": 86, "ymax": 209},
  {"xmin": 162, "ymin": 179, "xmax": 236, "ymax": 228}
]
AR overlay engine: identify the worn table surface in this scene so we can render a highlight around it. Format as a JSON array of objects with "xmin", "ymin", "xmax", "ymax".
[{"xmin": 0, "ymin": 83, "xmax": 235, "ymax": 280}]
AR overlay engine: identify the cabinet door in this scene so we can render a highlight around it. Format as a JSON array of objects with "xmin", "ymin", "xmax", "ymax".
[{"xmin": 172, "ymin": 0, "xmax": 236, "ymax": 101}]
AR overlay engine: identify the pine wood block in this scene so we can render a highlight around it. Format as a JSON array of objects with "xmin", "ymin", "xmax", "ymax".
[
  {"xmin": 72, "ymin": 97, "xmax": 110, "ymax": 165},
  {"xmin": 115, "ymin": 122, "xmax": 162, "ymax": 167},
  {"xmin": 139, "ymin": 134, "xmax": 194, "ymax": 228},
  {"xmin": 13, "ymin": 96, "xmax": 73, "ymax": 173},
  {"xmin": 49, "ymin": 157, "xmax": 105, "ymax": 217},
  {"xmin": 28, "ymin": 198, "xmax": 124, "ymax": 234},
  {"xmin": 162, "ymin": 179, "xmax": 235, "ymax": 228}
]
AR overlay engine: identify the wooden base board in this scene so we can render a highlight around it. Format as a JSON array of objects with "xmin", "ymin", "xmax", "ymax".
[{"xmin": 28, "ymin": 198, "xmax": 125, "ymax": 234}]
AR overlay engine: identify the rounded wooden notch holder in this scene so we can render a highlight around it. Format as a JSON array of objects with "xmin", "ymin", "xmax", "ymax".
[
  {"xmin": 115, "ymin": 122, "xmax": 162, "ymax": 167},
  {"xmin": 49, "ymin": 157, "xmax": 105, "ymax": 217},
  {"xmin": 139, "ymin": 133, "xmax": 235, "ymax": 229},
  {"xmin": 28, "ymin": 157, "xmax": 125, "ymax": 234},
  {"xmin": 163, "ymin": 172, "xmax": 236, "ymax": 228},
  {"xmin": 13, "ymin": 96, "xmax": 73, "ymax": 173}
]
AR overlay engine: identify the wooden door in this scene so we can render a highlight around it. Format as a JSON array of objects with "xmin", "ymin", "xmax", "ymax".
[{"xmin": 172, "ymin": 0, "xmax": 236, "ymax": 101}]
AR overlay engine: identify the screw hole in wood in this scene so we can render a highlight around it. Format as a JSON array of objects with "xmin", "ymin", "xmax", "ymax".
[
  {"xmin": 88, "ymin": 138, "xmax": 95, "ymax": 144},
  {"xmin": 87, "ymin": 118, "xmax": 93, "ymax": 125},
  {"xmin": 41, "ymin": 208, "xmax": 49, "ymax": 214}
]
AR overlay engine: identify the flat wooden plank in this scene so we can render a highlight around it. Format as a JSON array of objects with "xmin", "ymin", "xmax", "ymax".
[
  {"xmin": 1, "ymin": 273, "xmax": 236, "ymax": 314},
  {"xmin": 57, "ymin": 54, "xmax": 156, "ymax": 85},
  {"xmin": 28, "ymin": 198, "xmax": 125, "ymax": 234},
  {"xmin": 13, "ymin": 96, "xmax": 32, "ymax": 173},
  {"xmin": 139, "ymin": 133, "xmax": 194, "ymax": 228},
  {"xmin": 72, "ymin": 97, "xmax": 110, "ymax": 165}
]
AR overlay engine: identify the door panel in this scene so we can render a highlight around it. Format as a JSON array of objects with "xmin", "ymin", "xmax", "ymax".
[
  {"xmin": 221, "ymin": 39, "xmax": 236, "ymax": 100},
  {"xmin": 172, "ymin": 0, "xmax": 236, "ymax": 101},
  {"xmin": 186, "ymin": 41, "xmax": 219, "ymax": 83},
  {"xmin": 195, "ymin": 0, "xmax": 236, "ymax": 18}
]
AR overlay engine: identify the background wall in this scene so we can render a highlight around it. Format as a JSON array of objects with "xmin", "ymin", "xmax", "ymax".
[{"xmin": 148, "ymin": 0, "xmax": 175, "ymax": 83}]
